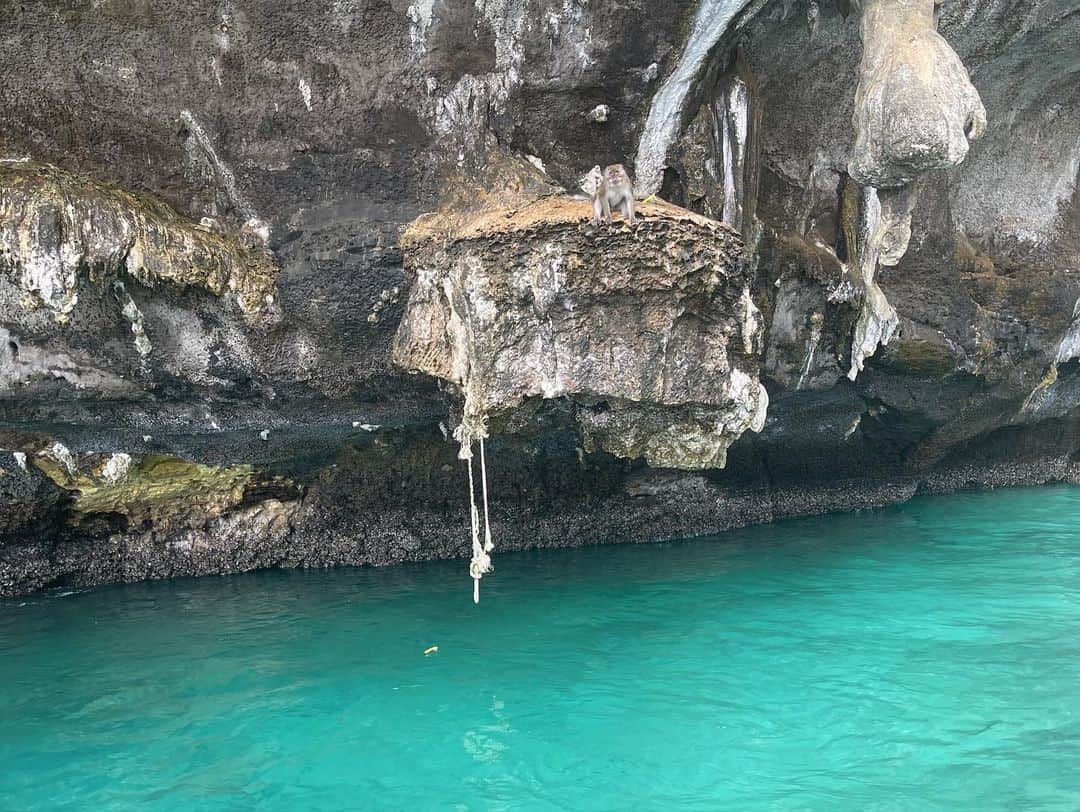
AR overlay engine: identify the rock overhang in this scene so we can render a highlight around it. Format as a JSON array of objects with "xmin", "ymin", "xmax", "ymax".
[
  {"xmin": 0, "ymin": 161, "xmax": 280, "ymax": 328},
  {"xmin": 392, "ymin": 195, "xmax": 768, "ymax": 469}
]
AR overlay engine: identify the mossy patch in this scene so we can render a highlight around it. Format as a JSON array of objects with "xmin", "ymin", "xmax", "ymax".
[{"xmin": 33, "ymin": 453, "xmax": 256, "ymax": 524}]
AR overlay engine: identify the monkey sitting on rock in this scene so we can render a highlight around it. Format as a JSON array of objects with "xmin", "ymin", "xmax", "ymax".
[{"xmin": 591, "ymin": 164, "xmax": 637, "ymax": 227}]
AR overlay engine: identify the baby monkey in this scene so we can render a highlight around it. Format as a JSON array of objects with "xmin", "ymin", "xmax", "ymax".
[{"xmin": 592, "ymin": 164, "xmax": 637, "ymax": 226}]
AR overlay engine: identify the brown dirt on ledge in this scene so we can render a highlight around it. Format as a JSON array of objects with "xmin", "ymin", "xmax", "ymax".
[{"xmin": 403, "ymin": 195, "xmax": 734, "ymax": 246}]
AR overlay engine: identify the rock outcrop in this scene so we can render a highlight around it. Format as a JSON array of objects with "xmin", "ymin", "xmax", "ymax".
[
  {"xmin": 1, "ymin": 162, "xmax": 279, "ymax": 328},
  {"xmin": 849, "ymin": 0, "xmax": 986, "ymax": 188},
  {"xmin": 393, "ymin": 197, "xmax": 766, "ymax": 469},
  {"xmin": 0, "ymin": 0, "xmax": 1077, "ymax": 597}
]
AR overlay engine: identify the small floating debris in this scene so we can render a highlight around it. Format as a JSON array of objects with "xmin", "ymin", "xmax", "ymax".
[{"xmin": 424, "ymin": 645, "xmax": 438, "ymax": 656}]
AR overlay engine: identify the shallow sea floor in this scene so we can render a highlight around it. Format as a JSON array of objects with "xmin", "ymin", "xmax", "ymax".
[{"xmin": 3, "ymin": 485, "xmax": 1080, "ymax": 810}]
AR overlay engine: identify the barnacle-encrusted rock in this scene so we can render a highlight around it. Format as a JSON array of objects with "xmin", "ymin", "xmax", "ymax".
[
  {"xmin": 393, "ymin": 196, "xmax": 768, "ymax": 469},
  {"xmin": 0, "ymin": 162, "xmax": 279, "ymax": 325}
]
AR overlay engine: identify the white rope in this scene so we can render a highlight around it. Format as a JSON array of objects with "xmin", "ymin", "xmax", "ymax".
[
  {"xmin": 479, "ymin": 436, "xmax": 493, "ymax": 553},
  {"xmin": 466, "ymin": 450, "xmax": 483, "ymax": 603},
  {"xmin": 455, "ymin": 413, "xmax": 492, "ymax": 603}
]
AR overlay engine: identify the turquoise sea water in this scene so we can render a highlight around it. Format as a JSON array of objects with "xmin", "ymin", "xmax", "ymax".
[{"xmin": 3, "ymin": 485, "xmax": 1080, "ymax": 810}]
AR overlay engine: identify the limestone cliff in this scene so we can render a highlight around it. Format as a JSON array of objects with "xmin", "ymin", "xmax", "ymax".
[
  {"xmin": 0, "ymin": 0, "xmax": 1077, "ymax": 597},
  {"xmin": 393, "ymin": 196, "xmax": 766, "ymax": 469}
]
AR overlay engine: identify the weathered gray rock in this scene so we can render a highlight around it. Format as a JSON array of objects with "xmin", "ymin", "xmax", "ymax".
[
  {"xmin": 392, "ymin": 196, "xmax": 767, "ymax": 468},
  {"xmin": 673, "ymin": 53, "xmax": 764, "ymax": 240},
  {"xmin": 849, "ymin": 0, "xmax": 986, "ymax": 188},
  {"xmin": 0, "ymin": 162, "xmax": 279, "ymax": 327}
]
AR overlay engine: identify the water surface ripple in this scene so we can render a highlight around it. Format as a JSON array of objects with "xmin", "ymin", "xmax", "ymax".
[{"xmin": 3, "ymin": 486, "xmax": 1080, "ymax": 810}]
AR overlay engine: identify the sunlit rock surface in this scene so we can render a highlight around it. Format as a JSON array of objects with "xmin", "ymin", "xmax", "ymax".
[{"xmin": 393, "ymin": 197, "xmax": 767, "ymax": 468}]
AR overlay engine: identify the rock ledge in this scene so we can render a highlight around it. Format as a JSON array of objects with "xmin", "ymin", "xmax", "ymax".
[{"xmin": 393, "ymin": 196, "xmax": 768, "ymax": 469}]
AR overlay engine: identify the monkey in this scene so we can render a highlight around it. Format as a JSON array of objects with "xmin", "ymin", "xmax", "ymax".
[{"xmin": 592, "ymin": 164, "xmax": 637, "ymax": 226}]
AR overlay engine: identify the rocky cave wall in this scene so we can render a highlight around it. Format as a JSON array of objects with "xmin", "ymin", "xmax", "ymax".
[{"xmin": 1, "ymin": 0, "xmax": 1078, "ymax": 597}]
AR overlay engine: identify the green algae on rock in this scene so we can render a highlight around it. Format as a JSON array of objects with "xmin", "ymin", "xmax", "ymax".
[{"xmin": 31, "ymin": 449, "xmax": 258, "ymax": 524}]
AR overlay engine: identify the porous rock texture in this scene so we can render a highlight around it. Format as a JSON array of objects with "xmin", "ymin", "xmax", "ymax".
[
  {"xmin": 393, "ymin": 196, "xmax": 767, "ymax": 468},
  {"xmin": 0, "ymin": 0, "xmax": 1078, "ymax": 597}
]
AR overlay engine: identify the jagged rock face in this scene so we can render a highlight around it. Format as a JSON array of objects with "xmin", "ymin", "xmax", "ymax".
[
  {"xmin": 393, "ymin": 196, "xmax": 767, "ymax": 468},
  {"xmin": 0, "ymin": 0, "xmax": 1077, "ymax": 597}
]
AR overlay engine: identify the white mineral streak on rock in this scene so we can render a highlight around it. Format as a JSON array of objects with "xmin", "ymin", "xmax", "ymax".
[
  {"xmin": 298, "ymin": 78, "xmax": 313, "ymax": 111},
  {"xmin": 1056, "ymin": 298, "xmax": 1080, "ymax": 365},
  {"xmin": 534, "ymin": 244, "xmax": 565, "ymax": 397},
  {"xmin": 796, "ymin": 312, "xmax": 824, "ymax": 391},
  {"xmin": 180, "ymin": 110, "xmax": 269, "ymax": 242},
  {"xmin": 407, "ymin": 0, "xmax": 436, "ymax": 51},
  {"xmin": 545, "ymin": 1, "xmax": 594, "ymax": 70},
  {"xmin": 426, "ymin": 0, "xmax": 528, "ymax": 144},
  {"xmin": 442, "ymin": 276, "xmax": 476, "ymax": 411},
  {"xmin": 727, "ymin": 367, "xmax": 769, "ymax": 433},
  {"xmin": 7, "ymin": 196, "xmax": 83, "ymax": 319},
  {"xmin": 13, "ymin": 452, "xmax": 27, "ymax": 472},
  {"xmin": 844, "ymin": 413, "xmax": 861, "ymax": 439},
  {"xmin": 564, "ymin": 0, "xmax": 594, "ymax": 69},
  {"xmin": 847, "ymin": 186, "xmax": 899, "ymax": 380},
  {"xmin": 40, "ymin": 442, "xmax": 77, "ymax": 476},
  {"xmin": 634, "ymin": 0, "xmax": 754, "ymax": 195},
  {"xmin": 463, "ymin": 259, "xmax": 497, "ymax": 327},
  {"xmin": 526, "ymin": 155, "xmax": 547, "ymax": 173},
  {"xmin": 738, "ymin": 285, "xmax": 762, "ymax": 355},
  {"xmin": 210, "ymin": 11, "xmax": 230, "ymax": 87},
  {"xmin": 113, "ymin": 280, "xmax": 152, "ymax": 356},
  {"xmin": 721, "ymin": 75, "xmax": 750, "ymax": 227},
  {"xmin": 101, "ymin": 452, "xmax": 132, "ymax": 485},
  {"xmin": 849, "ymin": 281, "xmax": 899, "ymax": 380}
]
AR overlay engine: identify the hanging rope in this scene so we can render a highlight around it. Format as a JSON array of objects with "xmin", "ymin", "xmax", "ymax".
[
  {"xmin": 465, "ymin": 451, "xmax": 484, "ymax": 604},
  {"xmin": 479, "ymin": 436, "xmax": 493, "ymax": 554},
  {"xmin": 457, "ymin": 419, "xmax": 493, "ymax": 603},
  {"xmin": 450, "ymin": 279, "xmax": 493, "ymax": 603}
]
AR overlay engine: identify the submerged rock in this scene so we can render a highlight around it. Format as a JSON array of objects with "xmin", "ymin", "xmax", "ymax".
[{"xmin": 393, "ymin": 196, "xmax": 767, "ymax": 469}]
